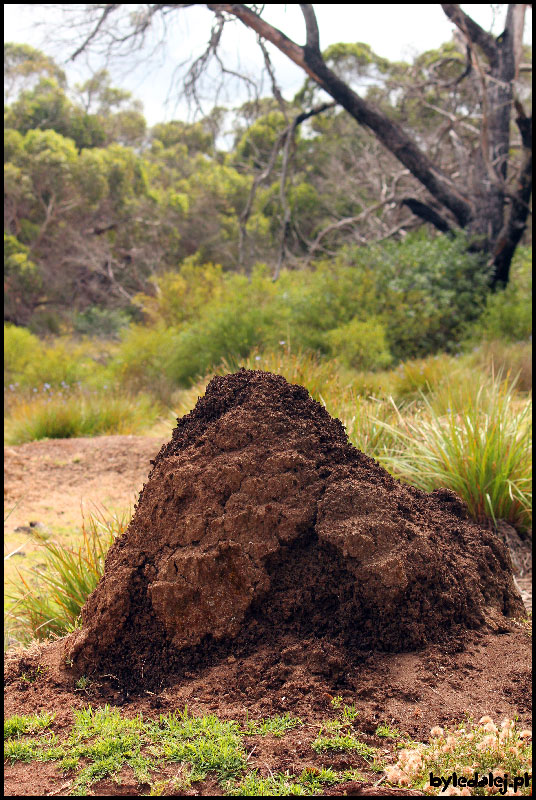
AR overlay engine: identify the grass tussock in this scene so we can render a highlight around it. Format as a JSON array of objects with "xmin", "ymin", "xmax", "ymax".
[
  {"xmin": 4, "ymin": 386, "xmax": 159, "ymax": 445},
  {"xmin": 377, "ymin": 372, "xmax": 532, "ymax": 533},
  {"xmin": 5, "ymin": 507, "xmax": 129, "ymax": 644}
]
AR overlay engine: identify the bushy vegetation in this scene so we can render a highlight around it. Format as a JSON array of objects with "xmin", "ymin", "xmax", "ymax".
[{"xmin": 91, "ymin": 236, "xmax": 527, "ymax": 399}]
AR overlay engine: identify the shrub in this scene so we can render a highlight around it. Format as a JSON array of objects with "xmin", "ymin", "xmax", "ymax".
[
  {"xmin": 106, "ymin": 323, "xmax": 178, "ymax": 401},
  {"xmin": 389, "ymin": 354, "xmax": 465, "ymax": 403},
  {"xmin": 4, "ymin": 323, "xmax": 42, "ymax": 385},
  {"xmin": 326, "ymin": 317, "xmax": 393, "ymax": 371},
  {"xmin": 4, "ymin": 324, "xmax": 107, "ymax": 390},
  {"xmin": 165, "ymin": 302, "xmax": 269, "ymax": 386},
  {"xmin": 360, "ymin": 231, "xmax": 489, "ymax": 360},
  {"xmin": 474, "ymin": 245, "xmax": 532, "ymax": 342},
  {"xmin": 72, "ymin": 306, "xmax": 132, "ymax": 339}
]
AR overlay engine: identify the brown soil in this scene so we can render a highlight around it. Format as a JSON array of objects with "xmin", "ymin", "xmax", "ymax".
[
  {"xmin": 4, "ymin": 622, "xmax": 532, "ymax": 796},
  {"xmin": 66, "ymin": 370, "xmax": 525, "ymax": 689},
  {"xmin": 4, "ymin": 370, "xmax": 532, "ymax": 796}
]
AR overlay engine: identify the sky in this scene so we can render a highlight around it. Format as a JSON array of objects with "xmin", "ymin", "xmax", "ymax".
[{"xmin": 4, "ymin": 4, "xmax": 532, "ymax": 125}]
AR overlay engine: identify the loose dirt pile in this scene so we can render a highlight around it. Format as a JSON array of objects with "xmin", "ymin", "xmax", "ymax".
[{"xmin": 65, "ymin": 369, "xmax": 525, "ymax": 690}]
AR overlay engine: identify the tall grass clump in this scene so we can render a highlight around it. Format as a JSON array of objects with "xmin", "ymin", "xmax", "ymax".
[
  {"xmin": 5, "ymin": 507, "xmax": 130, "ymax": 644},
  {"xmin": 338, "ymin": 397, "xmax": 407, "ymax": 462},
  {"xmin": 378, "ymin": 373, "xmax": 532, "ymax": 533},
  {"xmin": 5, "ymin": 386, "xmax": 159, "ymax": 445}
]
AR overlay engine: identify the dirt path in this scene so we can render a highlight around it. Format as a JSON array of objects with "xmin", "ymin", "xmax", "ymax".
[{"xmin": 4, "ymin": 435, "xmax": 167, "ymax": 581}]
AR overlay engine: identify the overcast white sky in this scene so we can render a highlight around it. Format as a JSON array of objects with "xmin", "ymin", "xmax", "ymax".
[{"xmin": 4, "ymin": 4, "xmax": 532, "ymax": 125}]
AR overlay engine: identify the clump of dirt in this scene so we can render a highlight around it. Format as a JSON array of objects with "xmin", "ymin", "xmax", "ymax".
[{"xmin": 65, "ymin": 369, "xmax": 525, "ymax": 690}]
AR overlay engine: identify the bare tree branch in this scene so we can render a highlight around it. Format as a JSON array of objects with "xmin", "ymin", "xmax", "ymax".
[
  {"xmin": 257, "ymin": 36, "xmax": 288, "ymax": 119},
  {"xmin": 69, "ymin": 4, "xmax": 121, "ymax": 61},
  {"xmin": 441, "ymin": 4, "xmax": 498, "ymax": 64},
  {"xmin": 299, "ymin": 4, "xmax": 321, "ymax": 53},
  {"xmin": 307, "ymin": 197, "xmax": 397, "ymax": 262},
  {"xmin": 206, "ymin": 3, "xmax": 329, "ymax": 88}
]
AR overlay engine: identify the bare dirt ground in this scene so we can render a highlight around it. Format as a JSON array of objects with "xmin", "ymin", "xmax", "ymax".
[
  {"xmin": 3, "ymin": 434, "xmax": 533, "ymax": 796},
  {"xmin": 4, "ymin": 435, "xmax": 167, "ymax": 588},
  {"xmin": 4, "ymin": 434, "xmax": 167, "ymax": 537}
]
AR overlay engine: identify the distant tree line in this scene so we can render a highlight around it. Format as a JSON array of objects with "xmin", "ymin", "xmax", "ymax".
[{"xmin": 4, "ymin": 15, "xmax": 532, "ymax": 331}]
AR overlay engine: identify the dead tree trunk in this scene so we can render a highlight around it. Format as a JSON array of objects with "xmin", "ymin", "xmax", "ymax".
[{"xmin": 209, "ymin": 3, "xmax": 531, "ymax": 287}]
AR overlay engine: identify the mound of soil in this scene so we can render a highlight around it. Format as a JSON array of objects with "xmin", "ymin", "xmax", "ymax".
[{"xmin": 65, "ymin": 370, "xmax": 525, "ymax": 690}]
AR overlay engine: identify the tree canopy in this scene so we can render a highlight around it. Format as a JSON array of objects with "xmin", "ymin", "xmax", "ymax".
[
  {"xmin": 46, "ymin": 3, "xmax": 532, "ymax": 287},
  {"xmin": 3, "ymin": 5, "xmax": 532, "ymax": 330}
]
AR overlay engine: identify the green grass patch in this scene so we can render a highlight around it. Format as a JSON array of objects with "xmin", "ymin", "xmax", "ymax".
[
  {"xmin": 4, "ymin": 711, "xmax": 56, "ymax": 740},
  {"xmin": 312, "ymin": 732, "xmax": 376, "ymax": 759},
  {"xmin": 225, "ymin": 766, "xmax": 342, "ymax": 796},
  {"xmin": 375, "ymin": 723, "xmax": 401, "ymax": 739},
  {"xmin": 243, "ymin": 712, "xmax": 303, "ymax": 737},
  {"xmin": 152, "ymin": 708, "xmax": 246, "ymax": 781},
  {"xmin": 3, "ymin": 705, "xmax": 379, "ymax": 796}
]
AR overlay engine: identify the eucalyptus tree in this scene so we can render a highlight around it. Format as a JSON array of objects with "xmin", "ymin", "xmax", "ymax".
[{"xmin": 52, "ymin": 3, "xmax": 531, "ymax": 286}]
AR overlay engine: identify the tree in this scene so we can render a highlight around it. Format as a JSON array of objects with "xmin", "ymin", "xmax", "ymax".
[
  {"xmin": 53, "ymin": 3, "xmax": 531, "ymax": 287},
  {"xmin": 4, "ymin": 42, "xmax": 67, "ymax": 102}
]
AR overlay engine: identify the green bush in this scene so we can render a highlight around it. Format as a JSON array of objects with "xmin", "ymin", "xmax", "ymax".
[
  {"xmin": 274, "ymin": 260, "xmax": 378, "ymax": 354},
  {"xmin": 474, "ymin": 246, "xmax": 532, "ymax": 342},
  {"xmin": 4, "ymin": 323, "xmax": 42, "ymax": 385},
  {"xmin": 365, "ymin": 231, "xmax": 490, "ymax": 360},
  {"xmin": 326, "ymin": 317, "xmax": 392, "ymax": 371},
  {"xmin": 106, "ymin": 323, "xmax": 178, "ymax": 401},
  {"xmin": 4, "ymin": 324, "xmax": 107, "ymax": 390},
  {"xmin": 72, "ymin": 306, "xmax": 132, "ymax": 339},
  {"xmin": 165, "ymin": 302, "xmax": 272, "ymax": 386}
]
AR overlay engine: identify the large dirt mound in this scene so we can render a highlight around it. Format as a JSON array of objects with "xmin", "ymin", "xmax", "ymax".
[{"xmin": 66, "ymin": 369, "xmax": 524, "ymax": 689}]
